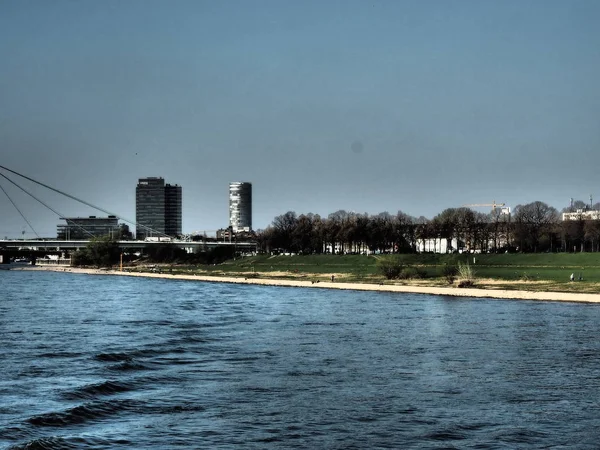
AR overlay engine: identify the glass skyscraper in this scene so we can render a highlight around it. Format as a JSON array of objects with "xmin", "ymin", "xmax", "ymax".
[{"xmin": 229, "ymin": 182, "xmax": 252, "ymax": 232}]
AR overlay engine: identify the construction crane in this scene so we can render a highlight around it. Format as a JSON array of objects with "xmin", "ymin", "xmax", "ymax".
[{"xmin": 463, "ymin": 201, "xmax": 507, "ymax": 213}]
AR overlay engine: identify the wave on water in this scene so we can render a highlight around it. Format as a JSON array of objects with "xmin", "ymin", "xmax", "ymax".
[
  {"xmin": 4, "ymin": 271, "xmax": 600, "ymax": 449},
  {"xmin": 7, "ymin": 435, "xmax": 133, "ymax": 450},
  {"xmin": 37, "ymin": 352, "xmax": 83, "ymax": 359},
  {"xmin": 104, "ymin": 361, "xmax": 152, "ymax": 372},
  {"xmin": 60, "ymin": 380, "xmax": 135, "ymax": 400},
  {"xmin": 94, "ymin": 351, "xmax": 157, "ymax": 371},
  {"xmin": 27, "ymin": 399, "xmax": 141, "ymax": 427},
  {"xmin": 93, "ymin": 352, "xmax": 133, "ymax": 363}
]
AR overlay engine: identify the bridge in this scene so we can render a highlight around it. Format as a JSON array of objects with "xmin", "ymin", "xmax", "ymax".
[
  {"xmin": 0, "ymin": 165, "xmax": 259, "ymax": 258},
  {"xmin": 0, "ymin": 239, "xmax": 258, "ymax": 253}
]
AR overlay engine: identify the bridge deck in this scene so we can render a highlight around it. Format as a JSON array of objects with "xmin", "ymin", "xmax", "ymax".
[{"xmin": 0, "ymin": 240, "xmax": 257, "ymax": 251}]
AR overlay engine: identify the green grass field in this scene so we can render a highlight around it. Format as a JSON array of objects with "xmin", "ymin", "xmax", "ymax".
[{"xmin": 172, "ymin": 253, "xmax": 600, "ymax": 293}]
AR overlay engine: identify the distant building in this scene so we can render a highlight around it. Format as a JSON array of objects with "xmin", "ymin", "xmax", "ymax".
[
  {"xmin": 229, "ymin": 182, "xmax": 252, "ymax": 232},
  {"xmin": 164, "ymin": 183, "xmax": 183, "ymax": 237},
  {"xmin": 57, "ymin": 216, "xmax": 119, "ymax": 240},
  {"xmin": 216, "ymin": 228, "xmax": 255, "ymax": 241},
  {"xmin": 562, "ymin": 210, "xmax": 600, "ymax": 221},
  {"xmin": 136, "ymin": 177, "xmax": 182, "ymax": 239}
]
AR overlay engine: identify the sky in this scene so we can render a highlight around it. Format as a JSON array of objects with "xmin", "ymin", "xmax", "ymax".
[{"xmin": 1, "ymin": 0, "xmax": 599, "ymax": 238}]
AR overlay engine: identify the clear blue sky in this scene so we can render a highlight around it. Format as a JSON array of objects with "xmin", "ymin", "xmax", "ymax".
[{"xmin": 1, "ymin": 0, "xmax": 599, "ymax": 237}]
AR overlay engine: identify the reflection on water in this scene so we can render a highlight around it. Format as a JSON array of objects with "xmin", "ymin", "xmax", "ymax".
[{"xmin": 1, "ymin": 270, "xmax": 600, "ymax": 449}]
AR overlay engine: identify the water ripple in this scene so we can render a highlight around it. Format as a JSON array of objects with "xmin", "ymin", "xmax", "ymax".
[
  {"xmin": 27, "ymin": 399, "xmax": 141, "ymax": 427},
  {"xmin": 2, "ymin": 270, "xmax": 600, "ymax": 449}
]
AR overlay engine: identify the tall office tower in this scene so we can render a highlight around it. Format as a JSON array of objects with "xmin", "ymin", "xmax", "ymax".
[
  {"xmin": 229, "ymin": 182, "xmax": 252, "ymax": 232},
  {"xmin": 136, "ymin": 177, "xmax": 182, "ymax": 239},
  {"xmin": 164, "ymin": 183, "xmax": 182, "ymax": 237}
]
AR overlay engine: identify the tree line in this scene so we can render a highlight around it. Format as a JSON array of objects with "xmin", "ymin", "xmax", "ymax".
[
  {"xmin": 72, "ymin": 236, "xmax": 239, "ymax": 267},
  {"xmin": 256, "ymin": 200, "xmax": 600, "ymax": 254}
]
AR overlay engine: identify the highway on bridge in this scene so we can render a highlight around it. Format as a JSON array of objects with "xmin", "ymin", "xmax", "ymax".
[{"xmin": 0, "ymin": 240, "xmax": 258, "ymax": 253}]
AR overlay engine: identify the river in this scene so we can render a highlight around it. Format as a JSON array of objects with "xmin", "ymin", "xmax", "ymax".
[{"xmin": 1, "ymin": 270, "xmax": 599, "ymax": 449}]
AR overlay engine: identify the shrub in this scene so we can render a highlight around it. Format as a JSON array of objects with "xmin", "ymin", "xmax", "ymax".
[
  {"xmin": 72, "ymin": 249, "xmax": 92, "ymax": 266},
  {"xmin": 72, "ymin": 235, "xmax": 120, "ymax": 268},
  {"xmin": 376, "ymin": 256, "xmax": 404, "ymax": 280},
  {"xmin": 399, "ymin": 266, "xmax": 425, "ymax": 280},
  {"xmin": 457, "ymin": 261, "xmax": 476, "ymax": 288},
  {"xmin": 442, "ymin": 263, "xmax": 458, "ymax": 284},
  {"xmin": 146, "ymin": 244, "xmax": 188, "ymax": 263},
  {"xmin": 457, "ymin": 279, "xmax": 475, "ymax": 288}
]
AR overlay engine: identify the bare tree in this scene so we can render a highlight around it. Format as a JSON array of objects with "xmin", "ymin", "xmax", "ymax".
[{"xmin": 512, "ymin": 201, "xmax": 559, "ymax": 252}]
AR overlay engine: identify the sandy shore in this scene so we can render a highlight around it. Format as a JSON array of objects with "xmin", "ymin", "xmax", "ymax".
[{"xmin": 15, "ymin": 265, "xmax": 600, "ymax": 304}]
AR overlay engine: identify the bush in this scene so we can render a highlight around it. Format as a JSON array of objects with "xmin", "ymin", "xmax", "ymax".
[
  {"xmin": 72, "ymin": 235, "xmax": 120, "ymax": 268},
  {"xmin": 457, "ymin": 261, "xmax": 474, "ymax": 279},
  {"xmin": 72, "ymin": 249, "xmax": 92, "ymax": 266},
  {"xmin": 457, "ymin": 262, "xmax": 476, "ymax": 287},
  {"xmin": 377, "ymin": 256, "xmax": 428, "ymax": 280},
  {"xmin": 442, "ymin": 263, "xmax": 458, "ymax": 284},
  {"xmin": 376, "ymin": 256, "xmax": 404, "ymax": 280},
  {"xmin": 398, "ymin": 266, "xmax": 425, "ymax": 280},
  {"xmin": 146, "ymin": 244, "xmax": 188, "ymax": 263}
]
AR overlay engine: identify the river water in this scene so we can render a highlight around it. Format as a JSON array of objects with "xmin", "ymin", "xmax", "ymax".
[{"xmin": 1, "ymin": 270, "xmax": 600, "ymax": 449}]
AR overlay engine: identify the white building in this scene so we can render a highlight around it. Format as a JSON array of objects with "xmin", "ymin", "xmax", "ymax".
[
  {"xmin": 562, "ymin": 210, "xmax": 600, "ymax": 221},
  {"xmin": 416, "ymin": 238, "xmax": 460, "ymax": 254},
  {"xmin": 229, "ymin": 182, "xmax": 252, "ymax": 232}
]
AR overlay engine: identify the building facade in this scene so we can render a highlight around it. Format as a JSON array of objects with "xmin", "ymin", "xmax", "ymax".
[
  {"xmin": 136, "ymin": 177, "xmax": 182, "ymax": 239},
  {"xmin": 562, "ymin": 210, "xmax": 600, "ymax": 221},
  {"xmin": 164, "ymin": 183, "xmax": 182, "ymax": 237},
  {"xmin": 57, "ymin": 216, "xmax": 119, "ymax": 240},
  {"xmin": 229, "ymin": 182, "xmax": 252, "ymax": 232}
]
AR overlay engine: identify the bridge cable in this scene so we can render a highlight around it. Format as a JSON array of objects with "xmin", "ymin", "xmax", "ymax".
[
  {"xmin": 0, "ymin": 178, "xmax": 41, "ymax": 239},
  {"xmin": 0, "ymin": 171, "xmax": 95, "ymax": 239},
  {"xmin": 0, "ymin": 164, "xmax": 168, "ymax": 238}
]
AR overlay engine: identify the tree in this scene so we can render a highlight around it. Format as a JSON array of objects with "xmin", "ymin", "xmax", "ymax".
[
  {"xmin": 292, "ymin": 214, "xmax": 315, "ymax": 253},
  {"xmin": 434, "ymin": 208, "xmax": 460, "ymax": 253},
  {"xmin": 415, "ymin": 218, "xmax": 434, "ymax": 253},
  {"xmin": 72, "ymin": 235, "xmax": 120, "ymax": 267},
  {"xmin": 146, "ymin": 244, "xmax": 187, "ymax": 262},
  {"xmin": 392, "ymin": 211, "xmax": 415, "ymax": 253},
  {"xmin": 367, "ymin": 214, "xmax": 389, "ymax": 253},
  {"xmin": 256, "ymin": 227, "xmax": 275, "ymax": 253},
  {"xmin": 471, "ymin": 211, "xmax": 491, "ymax": 252},
  {"xmin": 488, "ymin": 208, "xmax": 511, "ymax": 251},
  {"xmin": 119, "ymin": 224, "xmax": 134, "ymax": 240},
  {"xmin": 324, "ymin": 214, "xmax": 342, "ymax": 254},
  {"xmin": 584, "ymin": 220, "xmax": 600, "ymax": 252},
  {"xmin": 512, "ymin": 201, "xmax": 559, "ymax": 252},
  {"xmin": 562, "ymin": 199, "xmax": 589, "ymax": 213},
  {"xmin": 561, "ymin": 218, "xmax": 585, "ymax": 252},
  {"xmin": 271, "ymin": 211, "xmax": 298, "ymax": 252}
]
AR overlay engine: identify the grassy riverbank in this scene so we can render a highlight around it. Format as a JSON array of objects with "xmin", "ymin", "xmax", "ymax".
[
  {"xmin": 127, "ymin": 253, "xmax": 600, "ymax": 295},
  {"xmin": 22, "ymin": 265, "xmax": 600, "ymax": 304}
]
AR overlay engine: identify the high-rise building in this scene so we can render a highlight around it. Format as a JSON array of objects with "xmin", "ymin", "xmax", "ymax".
[
  {"xmin": 164, "ymin": 183, "xmax": 182, "ymax": 237},
  {"xmin": 229, "ymin": 182, "xmax": 252, "ymax": 232},
  {"xmin": 136, "ymin": 177, "xmax": 182, "ymax": 239}
]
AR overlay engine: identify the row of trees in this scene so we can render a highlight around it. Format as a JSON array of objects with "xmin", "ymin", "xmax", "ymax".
[
  {"xmin": 256, "ymin": 200, "xmax": 600, "ymax": 254},
  {"xmin": 71, "ymin": 236, "xmax": 238, "ymax": 267}
]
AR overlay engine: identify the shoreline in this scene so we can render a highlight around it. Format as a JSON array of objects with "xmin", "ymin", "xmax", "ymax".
[{"xmin": 14, "ymin": 265, "xmax": 600, "ymax": 304}]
